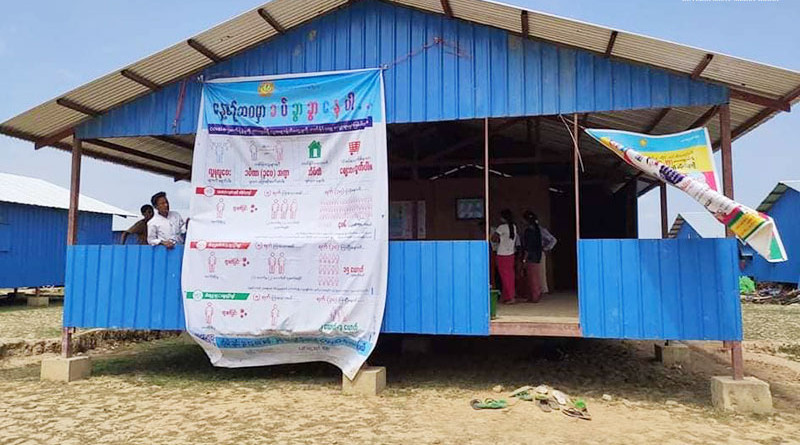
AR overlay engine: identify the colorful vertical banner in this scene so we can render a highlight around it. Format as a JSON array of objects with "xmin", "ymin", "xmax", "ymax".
[
  {"xmin": 182, "ymin": 69, "xmax": 389, "ymax": 378},
  {"xmin": 586, "ymin": 128, "xmax": 720, "ymax": 191},
  {"xmin": 586, "ymin": 128, "xmax": 787, "ymax": 263}
]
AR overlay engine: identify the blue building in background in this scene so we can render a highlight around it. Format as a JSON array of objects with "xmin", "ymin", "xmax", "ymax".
[
  {"xmin": 668, "ymin": 212, "xmax": 725, "ymax": 240},
  {"xmin": 744, "ymin": 181, "xmax": 800, "ymax": 285},
  {"xmin": 0, "ymin": 173, "xmax": 133, "ymax": 288}
]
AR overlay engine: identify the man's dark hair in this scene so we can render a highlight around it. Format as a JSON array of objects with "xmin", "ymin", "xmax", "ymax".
[
  {"xmin": 150, "ymin": 191, "xmax": 167, "ymax": 207},
  {"xmin": 140, "ymin": 204, "xmax": 154, "ymax": 215}
]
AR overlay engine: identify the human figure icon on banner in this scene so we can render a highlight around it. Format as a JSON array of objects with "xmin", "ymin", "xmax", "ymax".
[
  {"xmin": 271, "ymin": 199, "xmax": 280, "ymax": 219},
  {"xmin": 280, "ymin": 199, "xmax": 289, "ymax": 219},
  {"xmin": 212, "ymin": 139, "xmax": 229, "ymax": 163},
  {"xmin": 249, "ymin": 141, "xmax": 259, "ymax": 162},
  {"xmin": 271, "ymin": 304, "xmax": 279, "ymax": 328},
  {"xmin": 205, "ymin": 302, "xmax": 214, "ymax": 326},
  {"xmin": 289, "ymin": 199, "xmax": 298, "ymax": 219},
  {"xmin": 208, "ymin": 252, "xmax": 217, "ymax": 274},
  {"xmin": 277, "ymin": 252, "xmax": 286, "ymax": 275},
  {"xmin": 268, "ymin": 252, "xmax": 277, "ymax": 275},
  {"xmin": 274, "ymin": 142, "xmax": 284, "ymax": 163},
  {"xmin": 216, "ymin": 198, "xmax": 225, "ymax": 219}
]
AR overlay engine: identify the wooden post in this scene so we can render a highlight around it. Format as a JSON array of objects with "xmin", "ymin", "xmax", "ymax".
[
  {"xmin": 660, "ymin": 183, "xmax": 668, "ymax": 238},
  {"xmin": 719, "ymin": 104, "xmax": 744, "ymax": 380},
  {"xmin": 573, "ymin": 114, "xmax": 580, "ymax": 241},
  {"xmin": 62, "ymin": 137, "xmax": 82, "ymax": 358},
  {"xmin": 484, "ymin": 118, "xmax": 490, "ymax": 242}
]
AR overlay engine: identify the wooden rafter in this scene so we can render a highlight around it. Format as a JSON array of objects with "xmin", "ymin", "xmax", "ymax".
[
  {"xmin": 56, "ymin": 98, "xmax": 101, "ymax": 117},
  {"xmin": 258, "ymin": 8, "xmax": 286, "ymax": 34},
  {"xmin": 187, "ymin": 39, "xmax": 222, "ymax": 63},
  {"xmin": 85, "ymin": 138, "xmax": 192, "ymax": 171},
  {"xmin": 34, "ymin": 127, "xmax": 74, "ymax": 150},
  {"xmin": 691, "ymin": 54, "xmax": 713, "ymax": 80},
  {"xmin": 687, "ymin": 105, "xmax": 719, "ymax": 130},
  {"xmin": 120, "ymin": 69, "xmax": 160, "ymax": 90},
  {"xmin": 645, "ymin": 108, "xmax": 670, "ymax": 134},
  {"xmin": 604, "ymin": 31, "xmax": 618, "ymax": 57},
  {"xmin": 151, "ymin": 135, "xmax": 194, "ymax": 151},
  {"xmin": 521, "ymin": 11, "xmax": 529, "ymax": 37},
  {"xmin": 421, "ymin": 118, "xmax": 525, "ymax": 162},
  {"xmin": 729, "ymin": 89, "xmax": 790, "ymax": 112},
  {"xmin": 440, "ymin": 0, "xmax": 453, "ymax": 18}
]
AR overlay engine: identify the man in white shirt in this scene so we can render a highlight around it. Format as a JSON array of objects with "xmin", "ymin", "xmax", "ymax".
[{"xmin": 147, "ymin": 191, "xmax": 186, "ymax": 249}]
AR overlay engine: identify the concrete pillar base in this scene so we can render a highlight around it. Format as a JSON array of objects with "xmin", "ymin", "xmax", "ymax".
[
  {"xmin": 27, "ymin": 296, "xmax": 50, "ymax": 307},
  {"xmin": 655, "ymin": 343, "xmax": 691, "ymax": 367},
  {"xmin": 342, "ymin": 366, "xmax": 386, "ymax": 396},
  {"xmin": 40, "ymin": 356, "xmax": 91, "ymax": 382},
  {"xmin": 401, "ymin": 336, "xmax": 432, "ymax": 355},
  {"xmin": 711, "ymin": 376, "xmax": 772, "ymax": 414}
]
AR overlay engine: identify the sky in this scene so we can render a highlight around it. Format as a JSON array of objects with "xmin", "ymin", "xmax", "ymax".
[{"xmin": 0, "ymin": 0, "xmax": 798, "ymax": 236}]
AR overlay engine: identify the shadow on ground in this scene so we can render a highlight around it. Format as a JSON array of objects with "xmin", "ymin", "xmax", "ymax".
[{"xmin": 88, "ymin": 334, "xmax": 712, "ymax": 408}]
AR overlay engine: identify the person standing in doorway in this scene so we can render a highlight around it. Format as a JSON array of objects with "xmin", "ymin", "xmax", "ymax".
[
  {"xmin": 492, "ymin": 209, "xmax": 519, "ymax": 304},
  {"xmin": 522, "ymin": 211, "xmax": 544, "ymax": 303},
  {"xmin": 539, "ymin": 225, "xmax": 557, "ymax": 295}
]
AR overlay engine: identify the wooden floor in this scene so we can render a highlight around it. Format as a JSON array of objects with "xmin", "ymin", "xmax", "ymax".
[{"xmin": 490, "ymin": 292, "xmax": 582, "ymax": 337}]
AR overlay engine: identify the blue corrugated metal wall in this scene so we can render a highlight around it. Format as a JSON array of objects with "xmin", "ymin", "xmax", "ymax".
[
  {"xmin": 77, "ymin": 0, "xmax": 727, "ymax": 139},
  {"xmin": 0, "ymin": 203, "xmax": 113, "ymax": 288},
  {"xmin": 578, "ymin": 238, "xmax": 742, "ymax": 341},
  {"xmin": 384, "ymin": 241, "xmax": 489, "ymax": 335},
  {"xmin": 675, "ymin": 224, "xmax": 702, "ymax": 239},
  {"xmin": 64, "ymin": 241, "xmax": 490, "ymax": 335},
  {"xmin": 744, "ymin": 189, "xmax": 800, "ymax": 284}
]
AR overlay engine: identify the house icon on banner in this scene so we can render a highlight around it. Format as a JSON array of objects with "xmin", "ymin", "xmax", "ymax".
[{"xmin": 308, "ymin": 140, "xmax": 322, "ymax": 159}]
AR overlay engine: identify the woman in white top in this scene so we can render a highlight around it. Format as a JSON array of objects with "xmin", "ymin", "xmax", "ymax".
[{"xmin": 491, "ymin": 209, "xmax": 519, "ymax": 304}]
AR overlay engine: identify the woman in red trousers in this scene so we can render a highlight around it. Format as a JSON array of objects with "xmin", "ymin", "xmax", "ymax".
[{"xmin": 492, "ymin": 209, "xmax": 519, "ymax": 304}]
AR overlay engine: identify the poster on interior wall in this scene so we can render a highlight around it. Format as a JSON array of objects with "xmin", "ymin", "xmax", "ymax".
[
  {"xmin": 182, "ymin": 69, "xmax": 388, "ymax": 379},
  {"xmin": 586, "ymin": 128, "xmax": 787, "ymax": 263},
  {"xmin": 585, "ymin": 128, "xmax": 720, "ymax": 192},
  {"xmin": 389, "ymin": 201, "xmax": 415, "ymax": 239}
]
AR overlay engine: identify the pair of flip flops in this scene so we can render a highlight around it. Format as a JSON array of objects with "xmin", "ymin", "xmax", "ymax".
[
  {"xmin": 470, "ymin": 398, "xmax": 508, "ymax": 410},
  {"xmin": 562, "ymin": 398, "xmax": 592, "ymax": 420}
]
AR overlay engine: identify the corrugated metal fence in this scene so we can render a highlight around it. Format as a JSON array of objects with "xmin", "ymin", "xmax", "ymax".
[
  {"xmin": 578, "ymin": 238, "xmax": 742, "ymax": 341},
  {"xmin": 64, "ymin": 241, "xmax": 490, "ymax": 335}
]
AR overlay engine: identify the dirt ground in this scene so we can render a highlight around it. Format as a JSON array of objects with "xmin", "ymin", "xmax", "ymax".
[{"xmin": 1, "ymin": 303, "xmax": 799, "ymax": 444}]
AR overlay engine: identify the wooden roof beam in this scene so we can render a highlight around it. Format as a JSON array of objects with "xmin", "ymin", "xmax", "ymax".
[
  {"xmin": 34, "ymin": 126, "xmax": 75, "ymax": 150},
  {"xmin": 85, "ymin": 138, "xmax": 192, "ymax": 171},
  {"xmin": 187, "ymin": 39, "xmax": 222, "ymax": 63},
  {"xmin": 687, "ymin": 105, "xmax": 719, "ymax": 130},
  {"xmin": 440, "ymin": 0, "xmax": 453, "ymax": 18},
  {"xmin": 0, "ymin": 126, "xmax": 186, "ymax": 178},
  {"xmin": 521, "ymin": 11, "xmax": 529, "ymax": 37},
  {"xmin": 56, "ymin": 98, "xmax": 101, "ymax": 117},
  {"xmin": 714, "ymin": 82, "xmax": 800, "ymax": 148},
  {"xmin": 645, "ymin": 108, "xmax": 670, "ymax": 134},
  {"xmin": 604, "ymin": 31, "xmax": 618, "ymax": 57},
  {"xmin": 257, "ymin": 8, "xmax": 286, "ymax": 34},
  {"xmin": 691, "ymin": 53, "xmax": 713, "ymax": 80},
  {"xmin": 120, "ymin": 69, "xmax": 160, "ymax": 91},
  {"xmin": 151, "ymin": 135, "xmax": 194, "ymax": 151},
  {"xmin": 729, "ymin": 89, "xmax": 790, "ymax": 112}
]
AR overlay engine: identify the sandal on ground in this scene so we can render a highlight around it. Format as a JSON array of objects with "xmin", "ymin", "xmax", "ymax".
[
  {"xmin": 562, "ymin": 407, "xmax": 592, "ymax": 420},
  {"xmin": 537, "ymin": 398, "xmax": 552, "ymax": 413},
  {"xmin": 470, "ymin": 398, "xmax": 508, "ymax": 410}
]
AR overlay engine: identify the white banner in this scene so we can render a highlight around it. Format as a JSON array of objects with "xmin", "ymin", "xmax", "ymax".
[{"xmin": 182, "ymin": 70, "xmax": 388, "ymax": 378}]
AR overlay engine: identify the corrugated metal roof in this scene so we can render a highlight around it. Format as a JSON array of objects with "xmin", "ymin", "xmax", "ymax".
[
  {"xmin": 668, "ymin": 212, "xmax": 725, "ymax": 239},
  {"xmin": 756, "ymin": 180, "xmax": 800, "ymax": 213},
  {"xmin": 1, "ymin": 0, "xmax": 798, "ymax": 178},
  {"xmin": 0, "ymin": 173, "xmax": 134, "ymax": 216}
]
